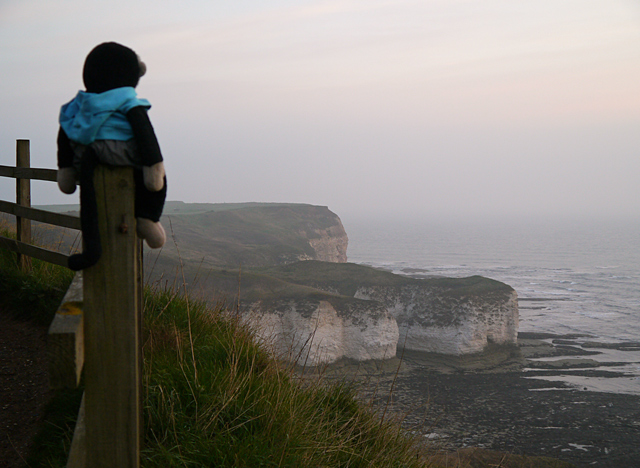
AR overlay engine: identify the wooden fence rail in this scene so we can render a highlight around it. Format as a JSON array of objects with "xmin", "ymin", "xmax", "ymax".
[
  {"xmin": 0, "ymin": 165, "xmax": 58, "ymax": 181},
  {"xmin": 0, "ymin": 199, "xmax": 81, "ymax": 229},
  {"xmin": 0, "ymin": 140, "xmax": 80, "ymax": 269},
  {"xmin": 0, "ymin": 139, "xmax": 142, "ymax": 468}
]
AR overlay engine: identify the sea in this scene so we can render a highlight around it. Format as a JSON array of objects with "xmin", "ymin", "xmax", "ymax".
[{"xmin": 343, "ymin": 215, "xmax": 640, "ymax": 395}]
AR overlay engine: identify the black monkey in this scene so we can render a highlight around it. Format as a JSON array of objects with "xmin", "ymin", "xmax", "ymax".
[{"xmin": 57, "ymin": 42, "xmax": 166, "ymax": 271}]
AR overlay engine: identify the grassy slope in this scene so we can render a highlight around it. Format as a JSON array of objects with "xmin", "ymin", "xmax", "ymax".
[
  {"xmin": 146, "ymin": 258, "xmax": 514, "ymax": 318},
  {"xmin": 159, "ymin": 203, "xmax": 344, "ymax": 268},
  {"xmin": 260, "ymin": 261, "xmax": 515, "ymax": 299},
  {"xmin": 141, "ymin": 287, "xmax": 431, "ymax": 467},
  {"xmin": 146, "ymin": 262, "xmax": 386, "ymax": 320},
  {"xmin": 35, "ymin": 201, "xmax": 345, "ymax": 269}
]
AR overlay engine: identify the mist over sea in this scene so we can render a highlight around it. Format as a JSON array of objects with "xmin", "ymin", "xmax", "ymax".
[{"xmin": 343, "ymin": 215, "xmax": 640, "ymax": 395}]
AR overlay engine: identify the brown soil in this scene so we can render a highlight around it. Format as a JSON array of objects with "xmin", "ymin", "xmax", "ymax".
[{"xmin": 0, "ymin": 308, "xmax": 52, "ymax": 468}]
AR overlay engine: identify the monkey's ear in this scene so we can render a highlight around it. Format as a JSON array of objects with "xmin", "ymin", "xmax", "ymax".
[{"xmin": 137, "ymin": 55, "xmax": 146, "ymax": 77}]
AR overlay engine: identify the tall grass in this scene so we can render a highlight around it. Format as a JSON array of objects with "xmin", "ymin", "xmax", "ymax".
[{"xmin": 142, "ymin": 284, "xmax": 430, "ymax": 467}]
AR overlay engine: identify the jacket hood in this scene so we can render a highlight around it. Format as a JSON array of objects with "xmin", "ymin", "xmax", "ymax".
[{"xmin": 59, "ymin": 87, "xmax": 150, "ymax": 145}]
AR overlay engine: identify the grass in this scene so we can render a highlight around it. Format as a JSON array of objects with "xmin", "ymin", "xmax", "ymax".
[
  {"xmin": 144, "ymin": 203, "xmax": 343, "ymax": 270},
  {"xmin": 141, "ymin": 284, "xmax": 430, "ymax": 467},
  {"xmin": 261, "ymin": 261, "xmax": 515, "ymax": 299}
]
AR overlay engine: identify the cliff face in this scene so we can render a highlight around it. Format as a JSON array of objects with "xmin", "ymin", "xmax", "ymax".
[
  {"xmin": 201, "ymin": 263, "xmax": 517, "ymax": 364},
  {"xmin": 307, "ymin": 223, "xmax": 348, "ymax": 263},
  {"xmin": 243, "ymin": 297, "xmax": 398, "ymax": 365},
  {"xmin": 262, "ymin": 262, "xmax": 519, "ymax": 357},
  {"xmin": 354, "ymin": 285, "xmax": 518, "ymax": 355}
]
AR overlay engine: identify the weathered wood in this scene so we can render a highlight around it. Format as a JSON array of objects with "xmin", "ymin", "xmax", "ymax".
[
  {"xmin": 0, "ymin": 199, "xmax": 81, "ymax": 230},
  {"xmin": 0, "ymin": 164, "xmax": 58, "ymax": 182},
  {"xmin": 48, "ymin": 272, "xmax": 84, "ymax": 389},
  {"xmin": 0, "ymin": 235, "xmax": 70, "ymax": 267},
  {"xmin": 16, "ymin": 140, "xmax": 32, "ymax": 271},
  {"xmin": 83, "ymin": 165, "xmax": 141, "ymax": 468},
  {"xmin": 0, "ymin": 165, "xmax": 16, "ymax": 178},
  {"xmin": 66, "ymin": 393, "xmax": 86, "ymax": 468},
  {"xmin": 0, "ymin": 140, "xmax": 77, "ymax": 266}
]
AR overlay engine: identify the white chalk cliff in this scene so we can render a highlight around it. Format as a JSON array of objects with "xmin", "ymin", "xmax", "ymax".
[
  {"xmin": 354, "ymin": 284, "xmax": 519, "ymax": 355},
  {"xmin": 307, "ymin": 222, "xmax": 348, "ymax": 263},
  {"xmin": 244, "ymin": 297, "xmax": 399, "ymax": 365},
  {"xmin": 253, "ymin": 262, "xmax": 519, "ymax": 363}
]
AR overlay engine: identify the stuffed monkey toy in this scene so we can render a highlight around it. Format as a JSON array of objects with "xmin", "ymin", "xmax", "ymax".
[{"xmin": 57, "ymin": 42, "xmax": 167, "ymax": 271}]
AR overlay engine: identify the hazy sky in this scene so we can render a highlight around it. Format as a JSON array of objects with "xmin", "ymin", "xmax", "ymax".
[{"xmin": 1, "ymin": 0, "xmax": 639, "ymax": 221}]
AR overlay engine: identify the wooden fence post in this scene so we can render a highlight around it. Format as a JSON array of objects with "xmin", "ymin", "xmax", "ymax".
[
  {"xmin": 16, "ymin": 139, "xmax": 32, "ymax": 271},
  {"xmin": 83, "ymin": 165, "xmax": 141, "ymax": 468}
]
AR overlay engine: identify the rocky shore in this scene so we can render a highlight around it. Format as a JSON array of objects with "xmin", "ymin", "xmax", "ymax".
[{"xmin": 321, "ymin": 333, "xmax": 640, "ymax": 468}]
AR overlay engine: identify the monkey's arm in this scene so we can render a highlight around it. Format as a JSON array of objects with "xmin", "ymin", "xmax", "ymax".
[
  {"xmin": 126, "ymin": 106, "xmax": 165, "ymax": 192},
  {"xmin": 56, "ymin": 128, "xmax": 77, "ymax": 194}
]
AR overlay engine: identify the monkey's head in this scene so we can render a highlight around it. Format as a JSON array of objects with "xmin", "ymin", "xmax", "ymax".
[{"xmin": 82, "ymin": 42, "xmax": 146, "ymax": 94}]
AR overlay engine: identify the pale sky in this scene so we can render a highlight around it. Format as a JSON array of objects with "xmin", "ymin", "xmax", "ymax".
[{"xmin": 1, "ymin": 0, "xmax": 639, "ymax": 221}]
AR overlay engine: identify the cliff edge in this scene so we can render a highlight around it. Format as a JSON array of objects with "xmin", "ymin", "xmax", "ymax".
[
  {"xmin": 156, "ymin": 202, "xmax": 348, "ymax": 268},
  {"xmin": 33, "ymin": 201, "xmax": 349, "ymax": 269},
  {"xmin": 262, "ymin": 261, "xmax": 519, "ymax": 357}
]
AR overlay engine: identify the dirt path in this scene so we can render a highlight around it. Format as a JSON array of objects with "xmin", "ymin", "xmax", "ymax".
[{"xmin": 0, "ymin": 309, "xmax": 52, "ymax": 468}]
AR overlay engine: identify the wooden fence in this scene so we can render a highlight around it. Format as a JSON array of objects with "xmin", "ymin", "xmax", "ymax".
[
  {"xmin": 0, "ymin": 140, "xmax": 142, "ymax": 468},
  {"xmin": 0, "ymin": 139, "xmax": 81, "ymax": 268}
]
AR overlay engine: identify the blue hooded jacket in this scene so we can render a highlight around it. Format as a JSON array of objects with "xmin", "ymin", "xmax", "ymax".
[{"xmin": 59, "ymin": 87, "xmax": 150, "ymax": 145}]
